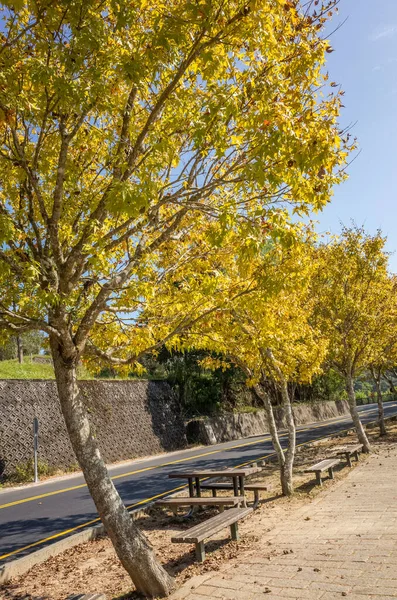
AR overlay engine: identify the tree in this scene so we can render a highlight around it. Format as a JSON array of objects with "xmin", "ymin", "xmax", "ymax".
[
  {"xmin": 22, "ymin": 330, "xmax": 46, "ymax": 355},
  {"xmin": 0, "ymin": 330, "xmax": 45, "ymax": 360},
  {"xmin": 368, "ymin": 274, "xmax": 397, "ymax": 436},
  {"xmin": 312, "ymin": 226, "xmax": 392, "ymax": 452},
  {"xmin": 0, "ymin": 1, "xmax": 350, "ymax": 595},
  {"xmin": 185, "ymin": 235, "xmax": 327, "ymax": 495},
  {"xmin": 384, "ymin": 367, "xmax": 397, "ymax": 397},
  {"xmin": 149, "ymin": 348, "xmax": 248, "ymax": 417}
]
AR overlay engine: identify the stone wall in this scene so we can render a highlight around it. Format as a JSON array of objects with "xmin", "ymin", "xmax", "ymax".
[
  {"xmin": 0, "ymin": 379, "xmax": 186, "ymax": 478},
  {"xmin": 186, "ymin": 400, "xmax": 350, "ymax": 445}
]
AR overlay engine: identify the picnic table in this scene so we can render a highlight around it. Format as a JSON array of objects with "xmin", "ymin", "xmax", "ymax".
[{"xmin": 168, "ymin": 465, "xmax": 262, "ymax": 500}]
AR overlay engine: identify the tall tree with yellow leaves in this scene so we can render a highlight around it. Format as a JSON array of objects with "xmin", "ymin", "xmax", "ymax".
[
  {"xmin": 312, "ymin": 227, "xmax": 392, "ymax": 453},
  {"xmin": 368, "ymin": 274, "xmax": 397, "ymax": 436},
  {"xmin": 184, "ymin": 234, "xmax": 327, "ymax": 495},
  {"xmin": 0, "ymin": 1, "xmax": 350, "ymax": 595}
]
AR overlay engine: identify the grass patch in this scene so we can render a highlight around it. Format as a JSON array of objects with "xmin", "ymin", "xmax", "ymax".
[
  {"xmin": 0, "ymin": 357, "xmax": 93, "ymax": 379},
  {"xmin": 4, "ymin": 459, "xmax": 81, "ymax": 484},
  {"xmin": 233, "ymin": 405, "xmax": 260, "ymax": 414}
]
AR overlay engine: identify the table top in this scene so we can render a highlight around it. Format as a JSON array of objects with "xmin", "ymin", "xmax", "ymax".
[
  {"xmin": 168, "ymin": 466, "xmax": 261, "ymax": 479},
  {"xmin": 334, "ymin": 444, "xmax": 363, "ymax": 453}
]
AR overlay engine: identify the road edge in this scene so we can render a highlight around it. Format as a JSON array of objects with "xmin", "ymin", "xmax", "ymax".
[
  {"xmin": 0, "ymin": 506, "xmax": 149, "ymax": 585},
  {"xmin": 1, "ymin": 413, "xmax": 395, "ymax": 586}
]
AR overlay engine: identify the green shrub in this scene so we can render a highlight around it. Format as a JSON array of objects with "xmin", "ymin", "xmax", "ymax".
[{"xmin": 12, "ymin": 459, "xmax": 58, "ymax": 483}]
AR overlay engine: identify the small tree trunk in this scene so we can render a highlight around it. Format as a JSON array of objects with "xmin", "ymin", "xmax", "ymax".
[
  {"xmin": 278, "ymin": 378, "xmax": 296, "ymax": 496},
  {"xmin": 376, "ymin": 383, "xmax": 387, "ymax": 437},
  {"xmin": 345, "ymin": 371, "xmax": 371, "ymax": 452},
  {"xmin": 50, "ymin": 339, "xmax": 174, "ymax": 598},
  {"xmin": 16, "ymin": 335, "xmax": 23, "ymax": 363},
  {"xmin": 252, "ymin": 383, "xmax": 293, "ymax": 496},
  {"xmin": 371, "ymin": 369, "xmax": 387, "ymax": 436}
]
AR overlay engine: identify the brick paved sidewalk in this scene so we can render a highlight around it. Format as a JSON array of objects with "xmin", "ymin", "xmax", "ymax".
[{"xmin": 171, "ymin": 445, "xmax": 397, "ymax": 600}]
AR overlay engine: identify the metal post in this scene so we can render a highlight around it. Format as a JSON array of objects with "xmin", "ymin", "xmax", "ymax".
[{"xmin": 33, "ymin": 417, "xmax": 39, "ymax": 483}]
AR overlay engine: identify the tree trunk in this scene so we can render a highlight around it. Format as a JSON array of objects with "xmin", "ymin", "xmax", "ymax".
[
  {"xmin": 278, "ymin": 378, "xmax": 296, "ymax": 497},
  {"xmin": 16, "ymin": 335, "xmax": 23, "ymax": 363},
  {"xmin": 372, "ymin": 371, "xmax": 387, "ymax": 437},
  {"xmin": 50, "ymin": 339, "xmax": 174, "ymax": 598},
  {"xmin": 345, "ymin": 371, "xmax": 372, "ymax": 452},
  {"xmin": 252, "ymin": 384, "xmax": 293, "ymax": 496}
]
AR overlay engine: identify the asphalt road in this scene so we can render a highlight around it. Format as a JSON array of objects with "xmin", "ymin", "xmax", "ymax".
[{"xmin": 1, "ymin": 401, "xmax": 396, "ymax": 564}]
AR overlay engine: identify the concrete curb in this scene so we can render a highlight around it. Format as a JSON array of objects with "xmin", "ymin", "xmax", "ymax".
[{"xmin": 0, "ymin": 506, "xmax": 149, "ymax": 585}]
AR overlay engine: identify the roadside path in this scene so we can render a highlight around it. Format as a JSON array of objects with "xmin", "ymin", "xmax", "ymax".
[
  {"xmin": 1, "ymin": 402, "xmax": 396, "ymax": 565},
  {"xmin": 172, "ymin": 440, "xmax": 397, "ymax": 600}
]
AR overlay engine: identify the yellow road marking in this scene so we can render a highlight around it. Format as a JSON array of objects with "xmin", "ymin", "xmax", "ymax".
[
  {"xmin": 0, "ymin": 484, "xmax": 187, "ymax": 562},
  {"xmin": 0, "ymin": 403, "xmax": 385, "ymax": 511},
  {"xmin": 0, "ymin": 405, "xmax": 393, "ymax": 562},
  {"xmin": 0, "ymin": 434, "xmax": 283, "ymax": 510}
]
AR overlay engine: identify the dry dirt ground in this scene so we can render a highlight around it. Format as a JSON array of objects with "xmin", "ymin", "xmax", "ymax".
[{"xmin": 1, "ymin": 421, "xmax": 396, "ymax": 600}]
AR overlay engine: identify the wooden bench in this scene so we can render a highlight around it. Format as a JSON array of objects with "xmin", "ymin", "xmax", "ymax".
[
  {"xmin": 155, "ymin": 496, "xmax": 243, "ymax": 515},
  {"xmin": 172, "ymin": 506, "xmax": 253, "ymax": 561},
  {"xmin": 334, "ymin": 444, "xmax": 363, "ymax": 467},
  {"xmin": 200, "ymin": 482, "xmax": 271, "ymax": 508},
  {"xmin": 304, "ymin": 458, "xmax": 340, "ymax": 486}
]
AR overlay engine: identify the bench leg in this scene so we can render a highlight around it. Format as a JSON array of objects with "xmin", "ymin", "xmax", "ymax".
[
  {"xmin": 354, "ymin": 450, "xmax": 359, "ymax": 462},
  {"xmin": 328, "ymin": 467, "xmax": 334, "ymax": 480},
  {"xmin": 316, "ymin": 471, "xmax": 322, "ymax": 486},
  {"xmin": 253, "ymin": 490, "xmax": 260, "ymax": 510},
  {"xmin": 195, "ymin": 541, "xmax": 205, "ymax": 562},
  {"xmin": 219, "ymin": 505, "xmax": 225, "ymax": 513},
  {"xmin": 346, "ymin": 453, "xmax": 352, "ymax": 468},
  {"xmin": 212, "ymin": 489, "xmax": 217, "ymax": 498},
  {"xmin": 233, "ymin": 477, "xmax": 239, "ymax": 497},
  {"xmin": 230, "ymin": 522, "xmax": 239, "ymax": 542}
]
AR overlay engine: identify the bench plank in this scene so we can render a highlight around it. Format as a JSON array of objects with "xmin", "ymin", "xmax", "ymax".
[
  {"xmin": 200, "ymin": 483, "xmax": 271, "ymax": 491},
  {"xmin": 156, "ymin": 496, "xmax": 242, "ymax": 507},
  {"xmin": 305, "ymin": 458, "xmax": 340, "ymax": 473},
  {"xmin": 168, "ymin": 467, "xmax": 261, "ymax": 478},
  {"xmin": 334, "ymin": 444, "xmax": 363, "ymax": 453},
  {"xmin": 305, "ymin": 458, "xmax": 340, "ymax": 486},
  {"xmin": 172, "ymin": 507, "xmax": 253, "ymax": 544}
]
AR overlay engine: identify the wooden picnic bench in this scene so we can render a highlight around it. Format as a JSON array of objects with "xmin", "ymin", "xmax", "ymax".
[
  {"xmin": 172, "ymin": 506, "xmax": 253, "ymax": 561},
  {"xmin": 334, "ymin": 444, "xmax": 363, "ymax": 467},
  {"xmin": 304, "ymin": 458, "xmax": 340, "ymax": 486},
  {"xmin": 155, "ymin": 496, "xmax": 243, "ymax": 514},
  {"xmin": 200, "ymin": 482, "xmax": 271, "ymax": 509},
  {"xmin": 168, "ymin": 466, "xmax": 262, "ymax": 499}
]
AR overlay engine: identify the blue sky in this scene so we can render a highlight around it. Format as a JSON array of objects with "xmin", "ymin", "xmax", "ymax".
[{"xmin": 314, "ymin": 0, "xmax": 397, "ymax": 271}]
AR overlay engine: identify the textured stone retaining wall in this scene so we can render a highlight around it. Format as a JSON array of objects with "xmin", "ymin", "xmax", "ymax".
[
  {"xmin": 0, "ymin": 380, "xmax": 185, "ymax": 478},
  {"xmin": 186, "ymin": 400, "xmax": 350, "ymax": 445}
]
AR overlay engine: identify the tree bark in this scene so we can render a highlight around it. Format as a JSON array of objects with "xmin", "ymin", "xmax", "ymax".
[
  {"xmin": 371, "ymin": 368, "xmax": 387, "ymax": 436},
  {"xmin": 345, "ymin": 371, "xmax": 372, "ymax": 452},
  {"xmin": 278, "ymin": 378, "xmax": 296, "ymax": 496},
  {"xmin": 50, "ymin": 338, "xmax": 174, "ymax": 598},
  {"xmin": 16, "ymin": 335, "xmax": 23, "ymax": 363},
  {"xmin": 253, "ymin": 383, "xmax": 294, "ymax": 496}
]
